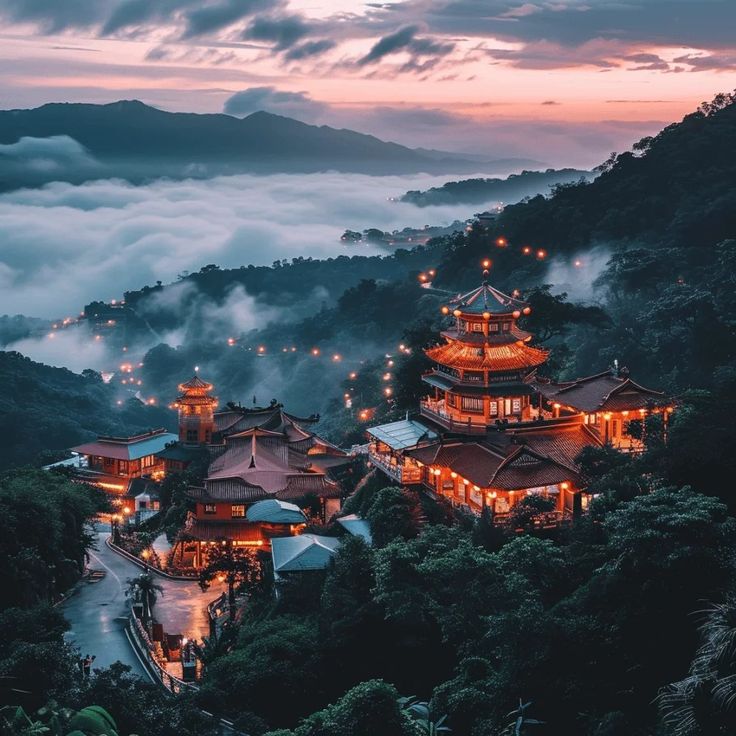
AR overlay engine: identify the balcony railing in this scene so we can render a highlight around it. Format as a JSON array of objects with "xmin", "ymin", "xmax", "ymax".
[
  {"xmin": 419, "ymin": 401, "xmax": 487, "ymax": 435},
  {"xmin": 369, "ymin": 451, "xmax": 423, "ymax": 485}
]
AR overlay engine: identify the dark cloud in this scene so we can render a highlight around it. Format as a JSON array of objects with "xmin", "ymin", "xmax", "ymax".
[
  {"xmin": 284, "ymin": 39, "xmax": 336, "ymax": 60},
  {"xmin": 358, "ymin": 24, "xmax": 455, "ymax": 72},
  {"xmin": 223, "ymin": 86, "xmax": 327, "ymax": 121},
  {"xmin": 541, "ymin": 100, "xmax": 560, "ymax": 106},
  {"xmin": 621, "ymin": 52, "xmax": 671, "ymax": 71},
  {"xmin": 673, "ymin": 51, "xmax": 736, "ymax": 71},
  {"xmin": 243, "ymin": 14, "xmax": 309, "ymax": 49},
  {"xmin": 182, "ymin": 0, "xmax": 272, "ymax": 39}
]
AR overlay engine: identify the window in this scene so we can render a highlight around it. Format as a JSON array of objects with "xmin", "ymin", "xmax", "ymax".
[
  {"xmin": 489, "ymin": 322, "xmax": 499, "ymax": 332},
  {"xmin": 186, "ymin": 429, "xmax": 198, "ymax": 442},
  {"xmin": 471, "ymin": 321, "xmax": 483, "ymax": 332},
  {"xmin": 512, "ymin": 398, "xmax": 521, "ymax": 414},
  {"xmin": 118, "ymin": 460, "xmax": 128, "ymax": 474},
  {"xmin": 489, "ymin": 401, "xmax": 498, "ymax": 416},
  {"xmin": 231, "ymin": 504, "xmax": 245, "ymax": 518},
  {"xmin": 204, "ymin": 504, "xmax": 217, "ymax": 514},
  {"xmin": 141, "ymin": 455, "xmax": 155, "ymax": 469},
  {"xmin": 461, "ymin": 396, "xmax": 484, "ymax": 413},
  {"xmin": 502, "ymin": 322, "xmax": 510, "ymax": 332}
]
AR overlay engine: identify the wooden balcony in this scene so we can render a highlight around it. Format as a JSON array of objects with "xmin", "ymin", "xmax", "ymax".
[
  {"xmin": 369, "ymin": 451, "xmax": 423, "ymax": 485},
  {"xmin": 419, "ymin": 400, "xmax": 487, "ymax": 435}
]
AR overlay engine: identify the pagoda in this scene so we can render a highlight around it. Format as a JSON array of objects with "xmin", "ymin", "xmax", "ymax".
[
  {"xmin": 420, "ymin": 272, "xmax": 548, "ymax": 432},
  {"xmin": 367, "ymin": 268, "xmax": 672, "ymax": 520},
  {"xmin": 174, "ymin": 375, "xmax": 218, "ymax": 445}
]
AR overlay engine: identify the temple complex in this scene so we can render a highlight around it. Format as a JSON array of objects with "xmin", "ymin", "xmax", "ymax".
[
  {"xmin": 169, "ymin": 385, "xmax": 352, "ymax": 568},
  {"xmin": 367, "ymin": 272, "xmax": 670, "ymax": 521}
]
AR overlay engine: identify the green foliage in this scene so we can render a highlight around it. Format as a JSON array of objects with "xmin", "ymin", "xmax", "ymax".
[
  {"xmin": 0, "ymin": 352, "xmax": 175, "ymax": 470},
  {"xmin": 264, "ymin": 680, "xmax": 421, "ymax": 736},
  {"xmin": 364, "ymin": 486, "xmax": 422, "ymax": 547},
  {"xmin": 0, "ymin": 470, "xmax": 103, "ymax": 607}
]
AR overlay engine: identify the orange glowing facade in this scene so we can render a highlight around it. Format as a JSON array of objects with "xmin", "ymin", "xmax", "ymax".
[
  {"xmin": 174, "ymin": 375, "xmax": 218, "ymax": 445},
  {"xmin": 421, "ymin": 280, "xmax": 547, "ymax": 431},
  {"xmin": 368, "ymin": 274, "xmax": 671, "ymax": 521}
]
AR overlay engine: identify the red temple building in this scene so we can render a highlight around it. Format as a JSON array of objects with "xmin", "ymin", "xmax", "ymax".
[
  {"xmin": 169, "ymin": 388, "xmax": 352, "ymax": 568},
  {"xmin": 367, "ymin": 274, "xmax": 671, "ymax": 520},
  {"xmin": 69, "ymin": 428, "xmax": 178, "ymax": 512},
  {"xmin": 174, "ymin": 375, "xmax": 218, "ymax": 445}
]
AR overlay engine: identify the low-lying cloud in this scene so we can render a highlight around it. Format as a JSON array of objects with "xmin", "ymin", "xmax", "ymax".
[{"xmin": 0, "ymin": 170, "xmax": 486, "ymax": 319}]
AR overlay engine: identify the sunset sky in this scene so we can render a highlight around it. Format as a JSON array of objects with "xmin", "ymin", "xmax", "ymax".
[{"xmin": 2, "ymin": 0, "xmax": 735, "ymax": 165}]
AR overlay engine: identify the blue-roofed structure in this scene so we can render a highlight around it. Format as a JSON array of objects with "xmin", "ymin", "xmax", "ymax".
[
  {"xmin": 366, "ymin": 418, "xmax": 437, "ymax": 450},
  {"xmin": 271, "ymin": 534, "xmax": 341, "ymax": 578}
]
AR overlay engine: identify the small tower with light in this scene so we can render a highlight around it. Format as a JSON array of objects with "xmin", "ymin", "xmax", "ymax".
[{"xmin": 175, "ymin": 375, "xmax": 218, "ymax": 445}]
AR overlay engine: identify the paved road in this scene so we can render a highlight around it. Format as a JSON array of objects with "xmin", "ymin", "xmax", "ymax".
[{"xmin": 61, "ymin": 527, "xmax": 223, "ymax": 679}]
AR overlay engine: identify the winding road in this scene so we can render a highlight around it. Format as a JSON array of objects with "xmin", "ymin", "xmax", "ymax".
[{"xmin": 61, "ymin": 526, "xmax": 223, "ymax": 679}]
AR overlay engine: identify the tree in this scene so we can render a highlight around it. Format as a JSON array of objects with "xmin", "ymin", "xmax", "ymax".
[
  {"xmin": 365, "ymin": 487, "xmax": 422, "ymax": 547},
  {"xmin": 125, "ymin": 573, "xmax": 163, "ymax": 623},
  {"xmin": 659, "ymin": 598, "xmax": 736, "ymax": 736},
  {"xmin": 199, "ymin": 542, "xmax": 262, "ymax": 621},
  {"xmin": 264, "ymin": 679, "xmax": 421, "ymax": 736}
]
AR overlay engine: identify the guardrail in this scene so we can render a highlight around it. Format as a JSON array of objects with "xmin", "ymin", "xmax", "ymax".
[{"xmin": 106, "ymin": 537, "xmax": 196, "ymax": 581}]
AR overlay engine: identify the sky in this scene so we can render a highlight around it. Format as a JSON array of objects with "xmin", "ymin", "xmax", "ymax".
[{"xmin": 2, "ymin": 0, "xmax": 736, "ymax": 164}]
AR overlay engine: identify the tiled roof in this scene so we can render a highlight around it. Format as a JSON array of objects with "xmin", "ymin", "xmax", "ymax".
[
  {"xmin": 271, "ymin": 534, "xmax": 340, "ymax": 573},
  {"xmin": 246, "ymin": 499, "xmax": 307, "ymax": 524},
  {"xmin": 506, "ymin": 421, "xmax": 602, "ymax": 469},
  {"xmin": 71, "ymin": 430, "xmax": 178, "ymax": 461},
  {"xmin": 426, "ymin": 339, "xmax": 548, "ymax": 372},
  {"xmin": 534, "ymin": 372, "xmax": 666, "ymax": 413},
  {"xmin": 366, "ymin": 419, "xmax": 438, "ymax": 450},
  {"xmin": 448, "ymin": 282, "xmax": 528, "ymax": 316},
  {"xmin": 184, "ymin": 518, "xmax": 265, "ymax": 543},
  {"xmin": 179, "ymin": 375, "xmax": 213, "ymax": 390},
  {"xmin": 422, "ymin": 372, "xmax": 537, "ymax": 395}
]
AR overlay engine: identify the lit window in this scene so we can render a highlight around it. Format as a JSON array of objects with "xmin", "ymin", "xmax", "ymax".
[
  {"xmin": 490, "ymin": 401, "xmax": 498, "ymax": 415},
  {"xmin": 205, "ymin": 504, "xmax": 217, "ymax": 514},
  {"xmin": 231, "ymin": 504, "xmax": 245, "ymax": 518},
  {"xmin": 471, "ymin": 322, "xmax": 483, "ymax": 332},
  {"xmin": 512, "ymin": 398, "xmax": 521, "ymax": 413},
  {"xmin": 489, "ymin": 323, "xmax": 499, "ymax": 332}
]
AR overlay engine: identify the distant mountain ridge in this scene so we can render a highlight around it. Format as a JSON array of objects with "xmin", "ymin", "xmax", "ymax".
[
  {"xmin": 401, "ymin": 168, "xmax": 592, "ymax": 207},
  {"xmin": 0, "ymin": 100, "xmax": 538, "ymax": 189}
]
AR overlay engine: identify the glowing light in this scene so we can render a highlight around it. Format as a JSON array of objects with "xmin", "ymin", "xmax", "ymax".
[
  {"xmin": 116, "ymin": 400, "xmax": 123, "ymax": 406},
  {"xmin": 332, "ymin": 354, "xmax": 342, "ymax": 362},
  {"xmin": 482, "ymin": 311, "xmax": 491, "ymax": 320},
  {"xmin": 473, "ymin": 485, "xmax": 480, "ymax": 491},
  {"xmin": 574, "ymin": 259, "xmax": 582, "ymax": 267},
  {"xmin": 450, "ymin": 471, "xmax": 457, "ymax": 479},
  {"xmin": 383, "ymin": 373, "xmax": 391, "ymax": 381},
  {"xmin": 194, "ymin": 365, "xmax": 199, "ymax": 371},
  {"xmin": 418, "ymin": 273, "xmax": 428, "ymax": 282},
  {"xmin": 227, "ymin": 337, "xmax": 236, "ymax": 346},
  {"xmin": 428, "ymin": 269, "xmax": 436, "ymax": 277},
  {"xmin": 452, "ymin": 309, "xmax": 462, "ymax": 318},
  {"xmin": 387, "ymin": 360, "xmax": 394, "ymax": 367},
  {"xmin": 537, "ymin": 249, "xmax": 546, "ymax": 259},
  {"xmin": 512, "ymin": 310, "xmax": 521, "ymax": 319},
  {"xmin": 257, "ymin": 346, "xmax": 265, "ymax": 354},
  {"xmin": 561, "ymin": 482, "xmax": 570, "ymax": 490},
  {"xmin": 522, "ymin": 246, "xmax": 532, "ymax": 255},
  {"xmin": 311, "ymin": 348, "xmax": 320, "ymax": 356},
  {"xmin": 603, "ymin": 412, "xmax": 612, "ymax": 420},
  {"xmin": 441, "ymin": 306, "xmax": 450, "ymax": 315},
  {"xmin": 148, "ymin": 398, "xmax": 156, "ymax": 405},
  {"xmin": 496, "ymin": 237, "xmax": 507, "ymax": 247},
  {"xmin": 481, "ymin": 258, "xmax": 491, "ymax": 268},
  {"xmin": 349, "ymin": 372, "xmax": 357, "ymax": 379},
  {"xmin": 47, "ymin": 332, "xmax": 55, "ymax": 339},
  {"xmin": 359, "ymin": 410, "xmax": 369, "ymax": 420},
  {"xmin": 399, "ymin": 344, "xmax": 406, "ymax": 351},
  {"xmin": 522, "ymin": 307, "xmax": 532, "ymax": 315},
  {"xmin": 384, "ymin": 387, "xmax": 393, "ymax": 396}
]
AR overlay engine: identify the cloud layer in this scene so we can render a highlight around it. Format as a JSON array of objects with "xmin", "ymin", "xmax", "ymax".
[{"xmin": 0, "ymin": 170, "xmax": 484, "ymax": 319}]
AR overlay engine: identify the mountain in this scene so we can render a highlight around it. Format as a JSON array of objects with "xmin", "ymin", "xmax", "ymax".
[
  {"xmin": 0, "ymin": 100, "xmax": 509, "ymax": 189},
  {"xmin": 400, "ymin": 168, "xmax": 592, "ymax": 207},
  {"xmin": 0, "ymin": 350, "xmax": 175, "ymax": 469}
]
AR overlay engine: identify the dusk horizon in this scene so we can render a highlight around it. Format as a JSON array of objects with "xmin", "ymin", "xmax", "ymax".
[{"xmin": 2, "ymin": 3, "xmax": 736, "ymax": 736}]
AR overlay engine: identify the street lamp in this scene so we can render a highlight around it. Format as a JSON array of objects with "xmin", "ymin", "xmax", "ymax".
[{"xmin": 141, "ymin": 548, "xmax": 151, "ymax": 572}]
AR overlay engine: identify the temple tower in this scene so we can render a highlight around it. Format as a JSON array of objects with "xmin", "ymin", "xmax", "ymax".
[
  {"xmin": 420, "ymin": 272, "xmax": 548, "ymax": 432},
  {"xmin": 175, "ymin": 375, "xmax": 218, "ymax": 445}
]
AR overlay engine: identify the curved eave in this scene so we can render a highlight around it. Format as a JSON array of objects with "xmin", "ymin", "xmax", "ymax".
[{"xmin": 425, "ymin": 340, "xmax": 548, "ymax": 373}]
